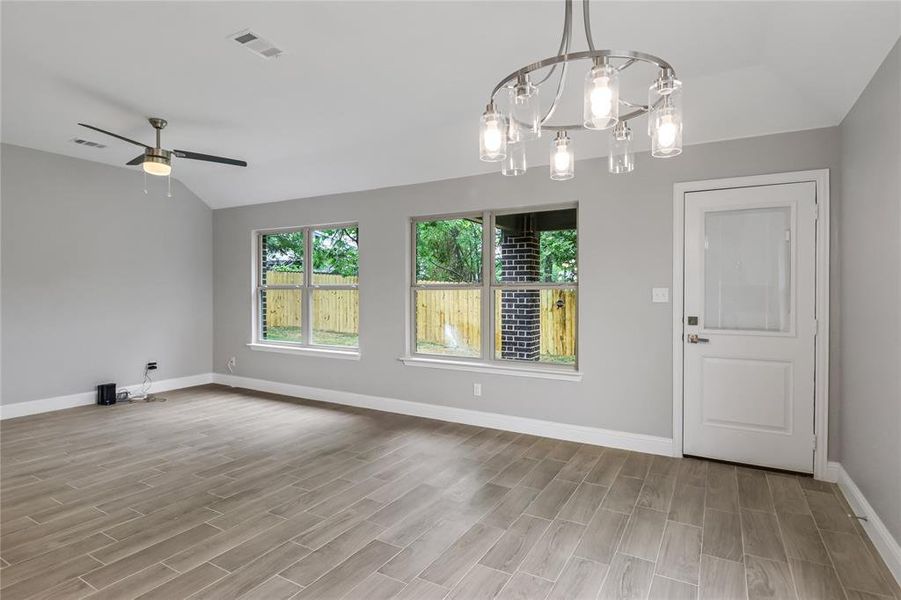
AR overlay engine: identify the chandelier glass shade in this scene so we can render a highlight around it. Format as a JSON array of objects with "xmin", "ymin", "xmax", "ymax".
[
  {"xmin": 550, "ymin": 131, "xmax": 574, "ymax": 180},
  {"xmin": 609, "ymin": 122, "xmax": 635, "ymax": 174},
  {"xmin": 479, "ymin": 104, "xmax": 507, "ymax": 162},
  {"xmin": 479, "ymin": 0, "xmax": 683, "ymax": 179},
  {"xmin": 502, "ymin": 142, "xmax": 528, "ymax": 176},
  {"xmin": 509, "ymin": 77, "xmax": 541, "ymax": 141},
  {"xmin": 649, "ymin": 78, "xmax": 683, "ymax": 157},
  {"xmin": 583, "ymin": 62, "xmax": 619, "ymax": 130}
]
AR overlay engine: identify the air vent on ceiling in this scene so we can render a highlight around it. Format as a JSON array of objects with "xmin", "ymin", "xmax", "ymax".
[
  {"xmin": 228, "ymin": 28, "xmax": 285, "ymax": 59},
  {"xmin": 70, "ymin": 138, "xmax": 107, "ymax": 149}
]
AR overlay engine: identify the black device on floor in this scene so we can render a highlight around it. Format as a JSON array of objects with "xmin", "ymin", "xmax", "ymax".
[{"xmin": 97, "ymin": 383, "xmax": 117, "ymax": 406}]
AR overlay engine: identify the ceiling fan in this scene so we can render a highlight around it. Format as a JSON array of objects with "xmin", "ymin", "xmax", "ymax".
[{"xmin": 78, "ymin": 117, "xmax": 247, "ymax": 177}]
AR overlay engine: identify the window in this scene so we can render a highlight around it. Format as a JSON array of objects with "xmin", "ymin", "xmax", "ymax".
[
  {"xmin": 413, "ymin": 216, "xmax": 483, "ymax": 357},
  {"xmin": 257, "ymin": 225, "xmax": 359, "ymax": 350},
  {"xmin": 411, "ymin": 206, "xmax": 577, "ymax": 368}
]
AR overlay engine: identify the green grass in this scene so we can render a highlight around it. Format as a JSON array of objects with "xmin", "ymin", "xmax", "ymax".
[
  {"xmin": 264, "ymin": 326, "xmax": 303, "ymax": 343},
  {"xmin": 312, "ymin": 330, "xmax": 359, "ymax": 347},
  {"xmin": 415, "ymin": 341, "xmax": 481, "ymax": 358},
  {"xmin": 264, "ymin": 326, "xmax": 358, "ymax": 348}
]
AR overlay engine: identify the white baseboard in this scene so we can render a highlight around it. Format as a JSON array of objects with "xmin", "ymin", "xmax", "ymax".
[
  {"xmin": 832, "ymin": 461, "xmax": 901, "ymax": 585},
  {"xmin": 211, "ymin": 373, "xmax": 674, "ymax": 456},
  {"xmin": 822, "ymin": 460, "xmax": 841, "ymax": 483},
  {"xmin": 0, "ymin": 373, "xmax": 214, "ymax": 420}
]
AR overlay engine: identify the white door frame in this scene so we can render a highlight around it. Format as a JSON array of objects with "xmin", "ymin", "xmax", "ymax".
[{"xmin": 672, "ymin": 169, "xmax": 831, "ymax": 479}]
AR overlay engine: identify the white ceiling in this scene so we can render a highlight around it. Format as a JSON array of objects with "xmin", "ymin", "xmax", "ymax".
[{"xmin": 2, "ymin": 1, "xmax": 899, "ymax": 208}]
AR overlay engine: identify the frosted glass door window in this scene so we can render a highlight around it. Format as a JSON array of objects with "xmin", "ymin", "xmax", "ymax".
[{"xmin": 704, "ymin": 207, "xmax": 791, "ymax": 331}]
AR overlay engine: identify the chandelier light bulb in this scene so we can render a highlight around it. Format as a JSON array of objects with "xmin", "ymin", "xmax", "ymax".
[
  {"xmin": 649, "ymin": 76, "xmax": 683, "ymax": 157},
  {"xmin": 583, "ymin": 62, "xmax": 619, "ymax": 130},
  {"xmin": 485, "ymin": 123, "xmax": 503, "ymax": 152},
  {"xmin": 549, "ymin": 132, "xmax": 574, "ymax": 180},
  {"xmin": 479, "ymin": 103, "xmax": 507, "ymax": 162},
  {"xmin": 657, "ymin": 117, "xmax": 678, "ymax": 148}
]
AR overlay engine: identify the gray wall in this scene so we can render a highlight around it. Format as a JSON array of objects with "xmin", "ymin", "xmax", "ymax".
[
  {"xmin": 838, "ymin": 40, "xmax": 900, "ymax": 542},
  {"xmin": 213, "ymin": 127, "xmax": 841, "ymax": 444},
  {"xmin": 1, "ymin": 144, "xmax": 213, "ymax": 404}
]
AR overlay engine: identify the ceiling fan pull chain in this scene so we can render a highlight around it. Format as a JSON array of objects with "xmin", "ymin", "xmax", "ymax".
[
  {"xmin": 167, "ymin": 174, "xmax": 172, "ymax": 198},
  {"xmin": 143, "ymin": 171, "xmax": 148, "ymax": 195}
]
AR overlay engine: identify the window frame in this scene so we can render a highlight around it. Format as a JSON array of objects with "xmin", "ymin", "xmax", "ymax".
[
  {"xmin": 409, "ymin": 204, "xmax": 578, "ymax": 371},
  {"xmin": 254, "ymin": 222, "xmax": 359, "ymax": 351}
]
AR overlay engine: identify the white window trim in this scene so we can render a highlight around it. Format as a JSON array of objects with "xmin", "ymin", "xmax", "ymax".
[
  {"xmin": 405, "ymin": 204, "xmax": 579, "ymax": 375},
  {"xmin": 252, "ymin": 222, "xmax": 360, "ymax": 355},
  {"xmin": 247, "ymin": 342, "xmax": 360, "ymax": 360},
  {"xmin": 399, "ymin": 355, "xmax": 582, "ymax": 381}
]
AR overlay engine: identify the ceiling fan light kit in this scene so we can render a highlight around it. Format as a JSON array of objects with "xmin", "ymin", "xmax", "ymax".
[
  {"xmin": 142, "ymin": 151, "xmax": 172, "ymax": 177},
  {"xmin": 77, "ymin": 117, "xmax": 247, "ymax": 194},
  {"xmin": 479, "ymin": 0, "xmax": 684, "ymax": 180}
]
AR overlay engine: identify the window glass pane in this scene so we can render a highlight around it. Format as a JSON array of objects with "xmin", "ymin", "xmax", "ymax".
[
  {"xmin": 261, "ymin": 232, "xmax": 303, "ymax": 285},
  {"xmin": 415, "ymin": 289, "xmax": 481, "ymax": 357},
  {"xmin": 312, "ymin": 289, "xmax": 359, "ymax": 347},
  {"xmin": 495, "ymin": 208, "xmax": 577, "ymax": 283},
  {"xmin": 261, "ymin": 289, "xmax": 302, "ymax": 343},
  {"xmin": 494, "ymin": 288, "xmax": 576, "ymax": 364},
  {"xmin": 704, "ymin": 207, "xmax": 791, "ymax": 331},
  {"xmin": 416, "ymin": 218, "xmax": 483, "ymax": 284},
  {"xmin": 313, "ymin": 227, "xmax": 359, "ymax": 285}
]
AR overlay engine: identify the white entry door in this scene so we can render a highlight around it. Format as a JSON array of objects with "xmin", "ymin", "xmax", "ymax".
[{"xmin": 683, "ymin": 182, "xmax": 818, "ymax": 473}]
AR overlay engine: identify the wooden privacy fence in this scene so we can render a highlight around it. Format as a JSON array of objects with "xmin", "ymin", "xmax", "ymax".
[
  {"xmin": 413, "ymin": 289, "xmax": 576, "ymax": 357},
  {"xmin": 535, "ymin": 289, "xmax": 577, "ymax": 357},
  {"xmin": 264, "ymin": 272, "xmax": 359, "ymax": 334},
  {"xmin": 265, "ymin": 271, "xmax": 575, "ymax": 357}
]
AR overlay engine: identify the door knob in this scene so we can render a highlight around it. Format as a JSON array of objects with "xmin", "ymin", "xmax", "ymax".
[{"xmin": 687, "ymin": 334, "xmax": 710, "ymax": 344}]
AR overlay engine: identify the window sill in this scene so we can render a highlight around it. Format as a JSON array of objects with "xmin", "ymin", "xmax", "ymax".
[
  {"xmin": 398, "ymin": 356, "xmax": 582, "ymax": 381},
  {"xmin": 246, "ymin": 343, "xmax": 360, "ymax": 360}
]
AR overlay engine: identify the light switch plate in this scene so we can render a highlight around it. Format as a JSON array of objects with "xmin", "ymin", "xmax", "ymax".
[{"xmin": 652, "ymin": 287, "xmax": 670, "ymax": 303}]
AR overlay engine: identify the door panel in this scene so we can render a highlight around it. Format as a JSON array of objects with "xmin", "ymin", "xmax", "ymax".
[
  {"xmin": 683, "ymin": 182, "xmax": 816, "ymax": 473},
  {"xmin": 700, "ymin": 357, "xmax": 792, "ymax": 433}
]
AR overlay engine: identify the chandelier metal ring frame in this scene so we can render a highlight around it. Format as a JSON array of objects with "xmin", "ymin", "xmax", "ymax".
[
  {"xmin": 489, "ymin": 49, "xmax": 674, "ymax": 131},
  {"xmin": 478, "ymin": 0, "xmax": 685, "ymax": 180}
]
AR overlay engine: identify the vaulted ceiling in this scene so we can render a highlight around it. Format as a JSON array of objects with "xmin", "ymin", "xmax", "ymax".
[{"xmin": 2, "ymin": 1, "xmax": 899, "ymax": 208}]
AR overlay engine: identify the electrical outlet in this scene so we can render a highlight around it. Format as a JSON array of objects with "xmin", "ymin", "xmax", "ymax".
[
  {"xmin": 146, "ymin": 361, "xmax": 158, "ymax": 371},
  {"xmin": 473, "ymin": 383, "xmax": 482, "ymax": 397},
  {"xmin": 652, "ymin": 288, "xmax": 670, "ymax": 303}
]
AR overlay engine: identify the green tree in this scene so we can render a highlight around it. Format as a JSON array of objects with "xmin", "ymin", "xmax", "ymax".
[
  {"xmin": 313, "ymin": 228, "xmax": 359, "ymax": 277},
  {"xmin": 264, "ymin": 228, "xmax": 359, "ymax": 278},
  {"xmin": 416, "ymin": 219, "xmax": 482, "ymax": 282},
  {"xmin": 263, "ymin": 231, "xmax": 303, "ymax": 271},
  {"xmin": 539, "ymin": 229, "xmax": 577, "ymax": 282}
]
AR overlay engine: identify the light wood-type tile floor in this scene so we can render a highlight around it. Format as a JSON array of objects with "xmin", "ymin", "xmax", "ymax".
[{"xmin": 1, "ymin": 385, "xmax": 898, "ymax": 600}]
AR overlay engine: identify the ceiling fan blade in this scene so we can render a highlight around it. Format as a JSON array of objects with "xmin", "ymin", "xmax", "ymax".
[
  {"xmin": 126, "ymin": 153, "xmax": 145, "ymax": 166},
  {"xmin": 173, "ymin": 149, "xmax": 247, "ymax": 167},
  {"xmin": 78, "ymin": 123, "xmax": 150, "ymax": 148}
]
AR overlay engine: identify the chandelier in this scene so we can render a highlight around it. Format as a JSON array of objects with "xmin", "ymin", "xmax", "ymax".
[{"xmin": 479, "ymin": 0, "xmax": 683, "ymax": 180}]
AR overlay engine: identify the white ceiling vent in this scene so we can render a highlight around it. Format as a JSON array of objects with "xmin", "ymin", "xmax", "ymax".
[
  {"xmin": 228, "ymin": 29, "xmax": 285, "ymax": 59},
  {"xmin": 70, "ymin": 138, "xmax": 107, "ymax": 149}
]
